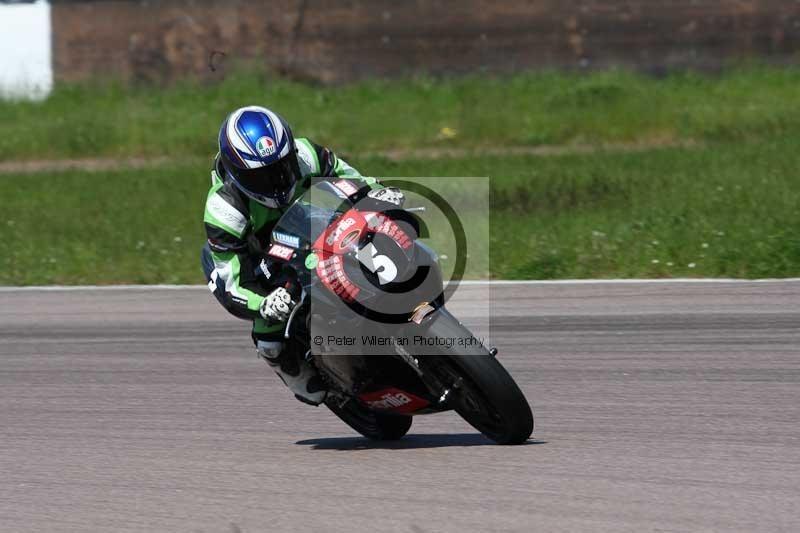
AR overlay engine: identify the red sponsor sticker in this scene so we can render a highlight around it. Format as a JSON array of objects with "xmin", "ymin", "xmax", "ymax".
[
  {"xmin": 316, "ymin": 254, "xmax": 360, "ymax": 302},
  {"xmin": 334, "ymin": 179, "xmax": 359, "ymax": 197},
  {"xmin": 267, "ymin": 243, "xmax": 294, "ymax": 260},
  {"xmin": 362, "ymin": 211, "xmax": 412, "ymax": 250}
]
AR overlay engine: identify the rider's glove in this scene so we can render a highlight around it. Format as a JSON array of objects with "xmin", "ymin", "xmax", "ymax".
[
  {"xmin": 259, "ymin": 287, "xmax": 295, "ymax": 322},
  {"xmin": 367, "ymin": 187, "xmax": 405, "ymax": 207}
]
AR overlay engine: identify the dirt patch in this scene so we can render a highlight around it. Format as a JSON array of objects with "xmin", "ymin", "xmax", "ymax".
[
  {"xmin": 367, "ymin": 139, "xmax": 700, "ymax": 161},
  {"xmin": 0, "ymin": 140, "xmax": 700, "ymax": 174},
  {"xmin": 0, "ymin": 156, "xmax": 181, "ymax": 174}
]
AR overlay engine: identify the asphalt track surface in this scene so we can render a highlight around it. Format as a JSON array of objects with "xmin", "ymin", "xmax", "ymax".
[{"xmin": 1, "ymin": 282, "xmax": 799, "ymax": 532}]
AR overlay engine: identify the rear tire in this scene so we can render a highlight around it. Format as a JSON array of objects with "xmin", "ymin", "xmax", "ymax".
[
  {"xmin": 446, "ymin": 354, "xmax": 533, "ymax": 445},
  {"xmin": 326, "ymin": 399, "xmax": 413, "ymax": 441}
]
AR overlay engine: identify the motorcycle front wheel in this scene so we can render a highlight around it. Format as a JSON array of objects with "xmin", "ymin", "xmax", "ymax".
[
  {"xmin": 445, "ymin": 353, "xmax": 533, "ymax": 445},
  {"xmin": 419, "ymin": 308, "xmax": 533, "ymax": 445}
]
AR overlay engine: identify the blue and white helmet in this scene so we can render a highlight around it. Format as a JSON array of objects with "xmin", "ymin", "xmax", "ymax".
[{"xmin": 218, "ymin": 106, "xmax": 299, "ymax": 207}]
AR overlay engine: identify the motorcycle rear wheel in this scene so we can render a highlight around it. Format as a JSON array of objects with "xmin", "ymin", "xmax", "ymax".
[{"xmin": 326, "ymin": 399, "xmax": 413, "ymax": 441}]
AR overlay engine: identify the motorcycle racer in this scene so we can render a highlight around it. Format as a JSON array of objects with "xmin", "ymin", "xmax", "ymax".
[{"xmin": 200, "ymin": 106, "xmax": 403, "ymax": 404}]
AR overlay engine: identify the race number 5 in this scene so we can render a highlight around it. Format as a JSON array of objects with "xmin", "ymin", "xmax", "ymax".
[{"xmin": 356, "ymin": 243, "xmax": 397, "ymax": 285}]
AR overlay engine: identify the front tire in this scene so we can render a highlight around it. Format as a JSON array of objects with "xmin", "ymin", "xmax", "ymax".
[
  {"xmin": 326, "ymin": 399, "xmax": 413, "ymax": 441},
  {"xmin": 445, "ymin": 353, "xmax": 534, "ymax": 445},
  {"xmin": 417, "ymin": 308, "xmax": 533, "ymax": 445}
]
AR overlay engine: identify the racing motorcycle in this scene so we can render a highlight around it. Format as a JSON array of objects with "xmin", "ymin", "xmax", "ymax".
[{"xmin": 265, "ymin": 180, "xmax": 533, "ymax": 445}]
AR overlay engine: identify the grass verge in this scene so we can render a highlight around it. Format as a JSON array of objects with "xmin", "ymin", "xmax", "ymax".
[
  {"xmin": 2, "ymin": 65, "xmax": 800, "ymax": 161},
  {"xmin": 2, "ymin": 137, "xmax": 797, "ymax": 284}
]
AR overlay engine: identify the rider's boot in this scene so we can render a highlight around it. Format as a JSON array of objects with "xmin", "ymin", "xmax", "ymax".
[{"xmin": 256, "ymin": 340, "xmax": 327, "ymax": 405}]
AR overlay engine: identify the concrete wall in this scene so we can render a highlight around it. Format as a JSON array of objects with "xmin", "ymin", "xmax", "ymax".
[{"xmin": 51, "ymin": 0, "xmax": 800, "ymax": 84}]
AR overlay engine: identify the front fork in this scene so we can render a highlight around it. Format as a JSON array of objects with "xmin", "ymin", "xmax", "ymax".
[{"xmin": 394, "ymin": 306, "xmax": 499, "ymax": 408}]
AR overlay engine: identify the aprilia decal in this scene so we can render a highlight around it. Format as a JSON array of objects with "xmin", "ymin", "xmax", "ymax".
[{"xmin": 359, "ymin": 388, "xmax": 430, "ymax": 414}]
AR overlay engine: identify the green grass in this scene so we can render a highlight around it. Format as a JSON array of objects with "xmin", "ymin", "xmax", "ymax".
[
  {"xmin": 3, "ymin": 65, "xmax": 800, "ymax": 161},
  {"xmin": 3, "ymin": 137, "xmax": 798, "ymax": 284}
]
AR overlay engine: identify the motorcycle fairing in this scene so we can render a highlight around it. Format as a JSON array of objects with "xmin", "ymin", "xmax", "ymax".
[{"xmin": 311, "ymin": 208, "xmax": 418, "ymax": 305}]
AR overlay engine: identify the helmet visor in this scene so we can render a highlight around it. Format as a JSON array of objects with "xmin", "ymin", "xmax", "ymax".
[{"xmin": 232, "ymin": 157, "xmax": 299, "ymax": 207}]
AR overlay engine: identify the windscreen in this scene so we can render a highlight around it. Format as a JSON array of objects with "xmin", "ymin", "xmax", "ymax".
[{"xmin": 273, "ymin": 182, "xmax": 352, "ymax": 246}]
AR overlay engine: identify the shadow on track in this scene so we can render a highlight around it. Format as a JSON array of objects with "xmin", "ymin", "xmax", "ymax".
[{"xmin": 296, "ymin": 433, "xmax": 547, "ymax": 451}]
